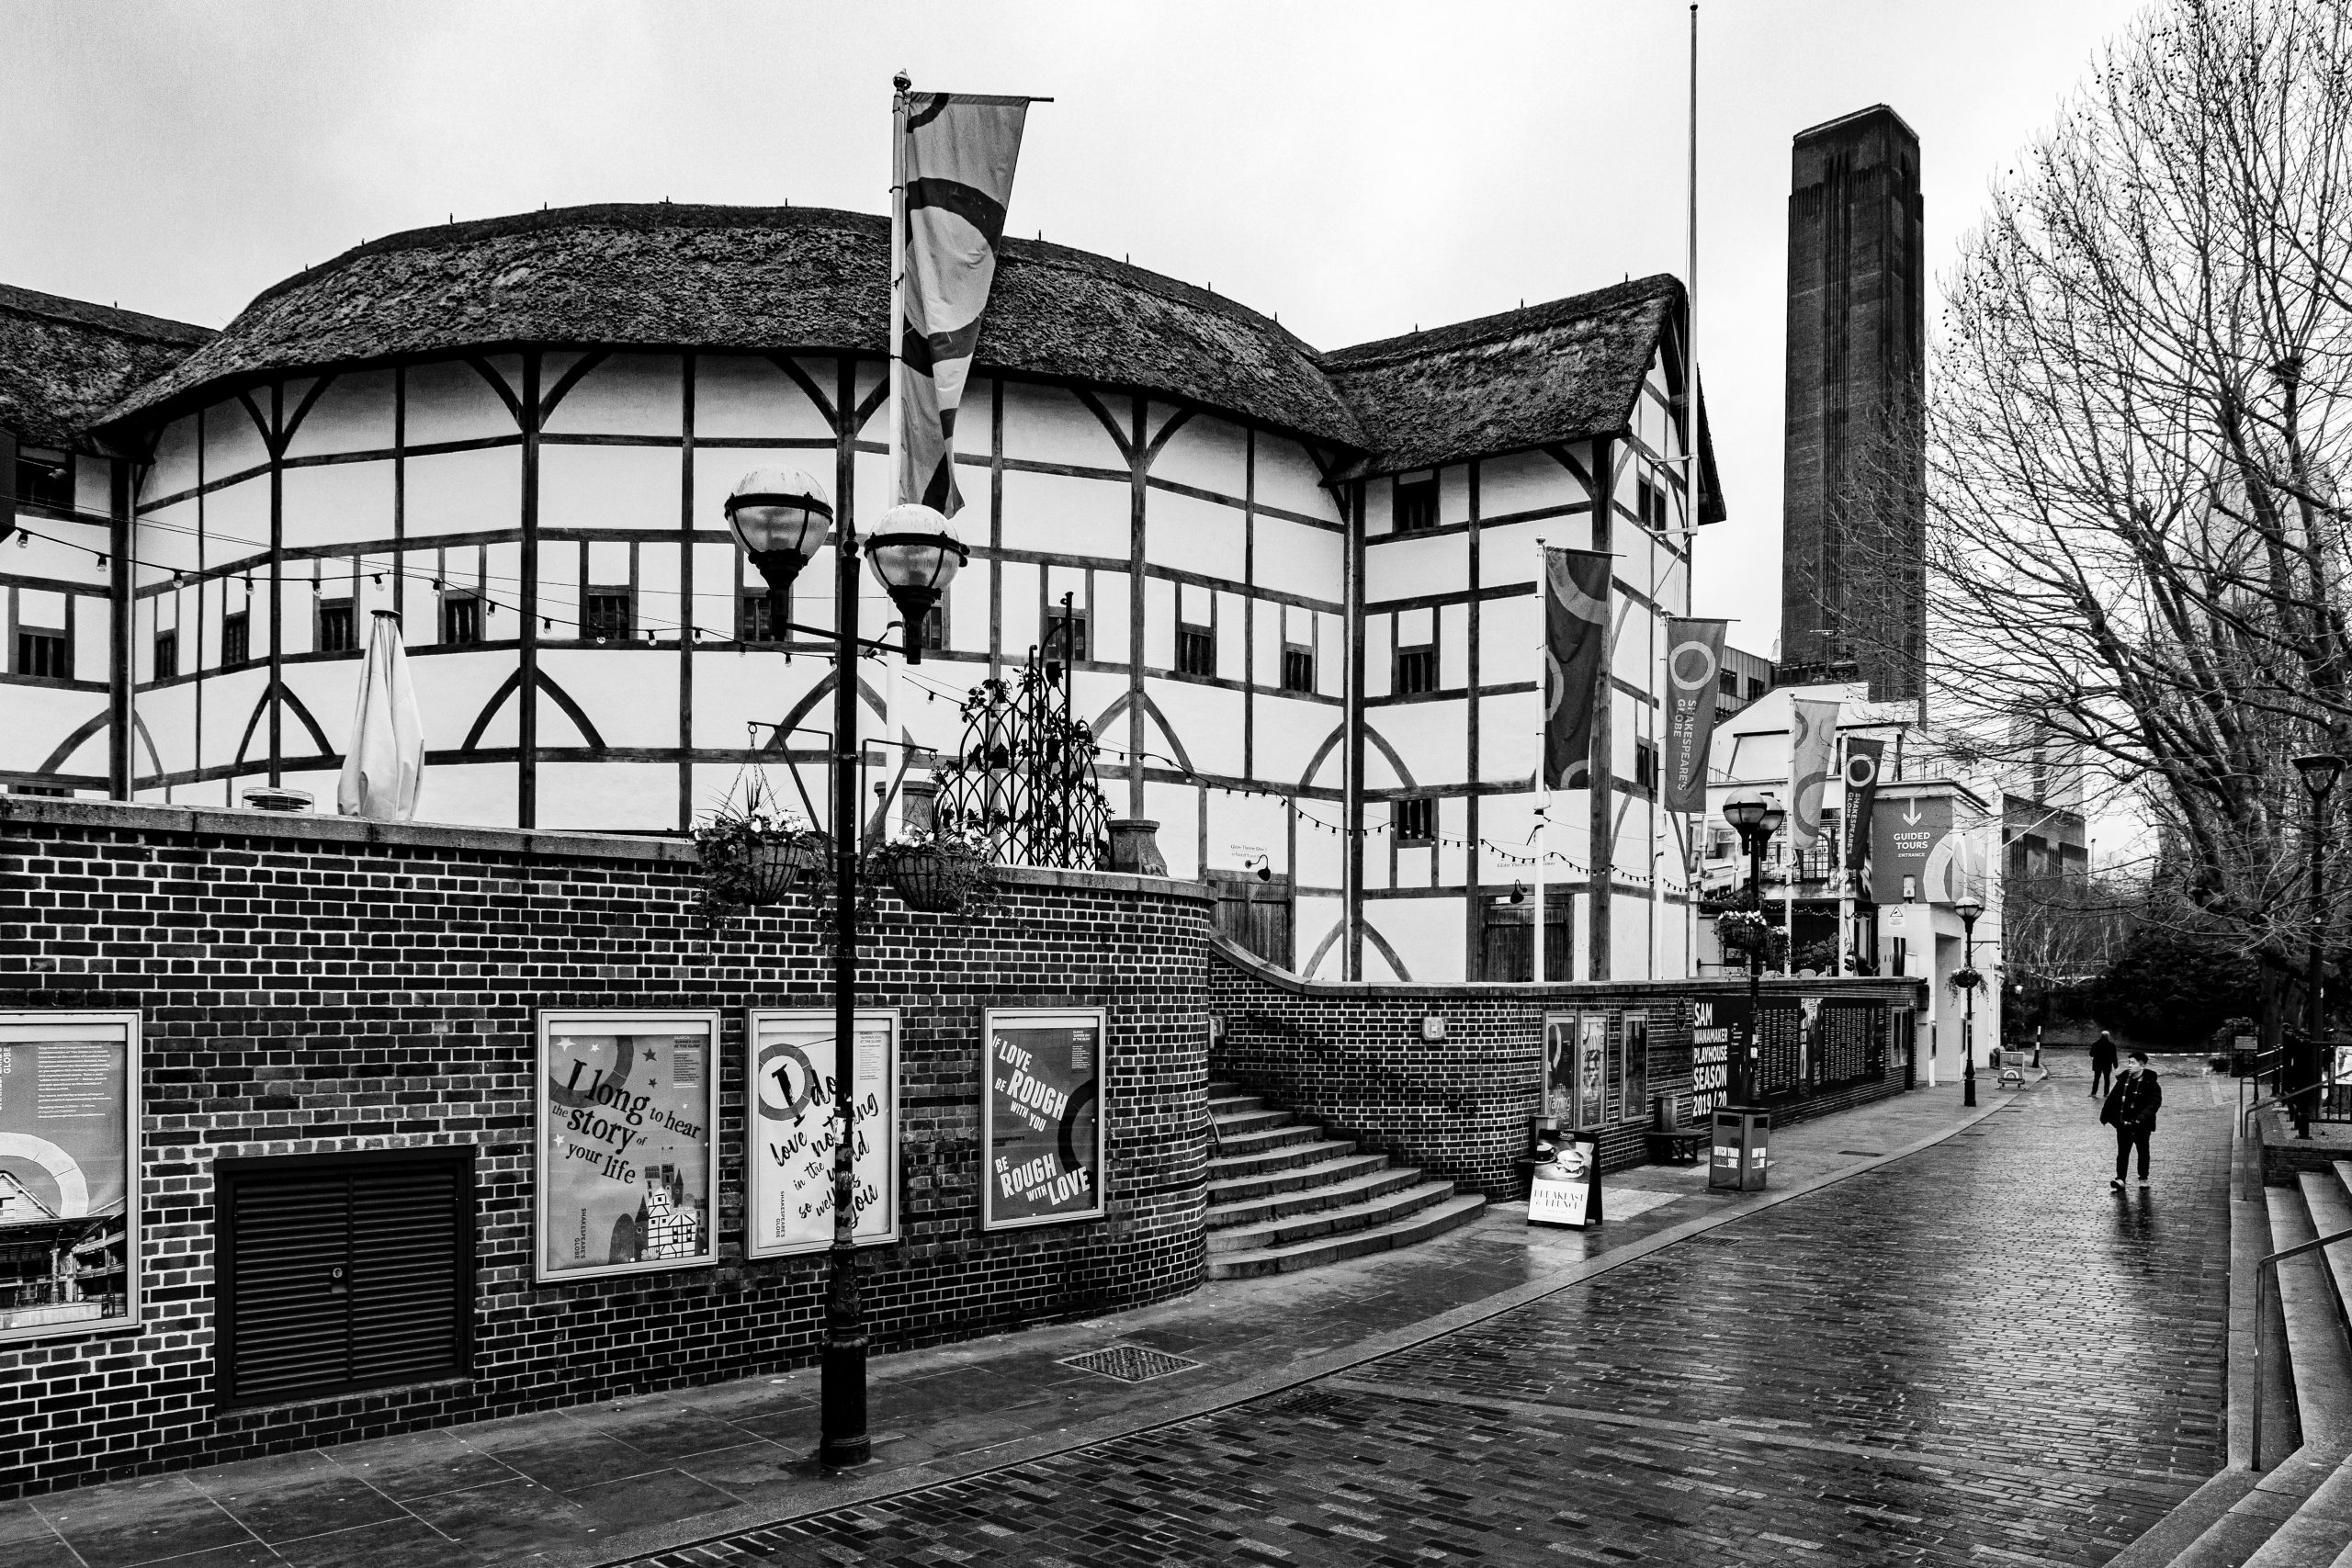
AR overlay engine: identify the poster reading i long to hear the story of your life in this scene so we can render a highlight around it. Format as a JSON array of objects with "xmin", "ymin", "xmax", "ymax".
[
  {"xmin": 537, "ymin": 1011, "xmax": 719, "ymax": 1282},
  {"xmin": 981, "ymin": 1008, "xmax": 1105, "ymax": 1230}
]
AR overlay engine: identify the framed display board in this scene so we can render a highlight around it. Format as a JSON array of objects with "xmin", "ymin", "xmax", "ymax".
[
  {"xmin": 981, "ymin": 1008, "xmax": 1105, "ymax": 1230},
  {"xmin": 1619, "ymin": 1011, "xmax": 1649, "ymax": 1123},
  {"xmin": 537, "ymin": 1010, "xmax": 720, "ymax": 1282},
  {"xmin": 0, "ymin": 1012, "xmax": 139, "ymax": 1342},
  {"xmin": 745, "ymin": 1009, "xmax": 899, "ymax": 1258},
  {"xmin": 1543, "ymin": 1012, "xmax": 1613, "ymax": 1131}
]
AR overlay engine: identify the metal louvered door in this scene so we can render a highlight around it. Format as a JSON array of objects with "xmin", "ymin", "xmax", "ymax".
[{"xmin": 218, "ymin": 1149, "xmax": 473, "ymax": 1408}]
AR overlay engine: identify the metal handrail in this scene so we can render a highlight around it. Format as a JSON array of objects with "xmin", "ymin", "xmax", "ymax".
[
  {"xmin": 2254, "ymin": 1224, "xmax": 2352, "ymax": 1466},
  {"xmin": 2244, "ymin": 1083, "xmax": 2324, "ymax": 1138}
]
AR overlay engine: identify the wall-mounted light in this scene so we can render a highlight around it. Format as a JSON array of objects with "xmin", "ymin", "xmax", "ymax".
[{"xmin": 1509, "ymin": 879, "xmax": 1527, "ymax": 906}]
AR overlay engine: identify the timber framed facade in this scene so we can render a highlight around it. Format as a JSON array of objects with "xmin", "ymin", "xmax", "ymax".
[{"xmin": 3, "ymin": 203, "xmax": 1725, "ymax": 984}]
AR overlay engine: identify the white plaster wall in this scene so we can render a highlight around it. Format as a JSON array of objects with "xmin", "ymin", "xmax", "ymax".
[
  {"xmin": 1143, "ymin": 489, "xmax": 1244, "ymax": 583},
  {"xmin": 1001, "ymin": 468, "xmax": 1126, "ymax": 564},
  {"xmin": 1148, "ymin": 411, "xmax": 1247, "ymax": 496},
  {"xmin": 542, "ymin": 445, "xmax": 681, "ymax": 532},
  {"xmin": 1372, "ymin": 705, "xmax": 1468, "ymax": 787},
  {"xmin": 1479, "ymin": 447, "xmax": 1582, "ymax": 521},
  {"xmin": 402, "ymin": 358, "xmax": 519, "ymax": 447},
  {"xmin": 283, "ymin": 369, "xmax": 398, "ymax": 459},
  {"xmin": 1251, "ymin": 436, "xmax": 1334, "ymax": 520},
  {"xmin": 405, "ymin": 448, "xmax": 520, "ymax": 540},
  {"xmin": 1366, "ymin": 897, "xmax": 1464, "ymax": 983},
  {"xmin": 1364, "ymin": 533, "xmax": 1465, "ymax": 602},
  {"xmin": 281, "ymin": 461, "xmax": 394, "ymax": 552},
  {"xmin": 1001, "ymin": 382, "xmax": 1126, "ymax": 472},
  {"xmin": 695, "ymin": 355, "xmax": 833, "ymax": 441},
  {"xmin": 543, "ymin": 353, "xmax": 682, "ymax": 438},
  {"xmin": 145, "ymin": 415, "xmax": 202, "ymax": 501},
  {"xmin": 1254, "ymin": 518, "xmax": 1340, "ymax": 603},
  {"xmin": 200, "ymin": 396, "xmax": 271, "ymax": 482}
]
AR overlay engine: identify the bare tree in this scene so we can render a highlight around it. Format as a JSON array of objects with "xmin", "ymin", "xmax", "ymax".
[{"xmin": 1922, "ymin": 0, "xmax": 2352, "ymax": 969}]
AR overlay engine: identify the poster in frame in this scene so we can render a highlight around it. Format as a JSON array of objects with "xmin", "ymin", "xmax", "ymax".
[
  {"xmin": 980, "ymin": 1007, "xmax": 1106, "ymax": 1231},
  {"xmin": 536, "ymin": 1010, "xmax": 721, "ymax": 1283},
  {"xmin": 744, "ymin": 1009, "xmax": 900, "ymax": 1258},
  {"xmin": 0, "ymin": 1011, "xmax": 140, "ymax": 1343},
  {"xmin": 1575, "ymin": 1014, "xmax": 1610, "ymax": 1130}
]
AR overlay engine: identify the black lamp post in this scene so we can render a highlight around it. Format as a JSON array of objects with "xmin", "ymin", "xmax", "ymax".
[
  {"xmin": 1723, "ymin": 795, "xmax": 1785, "ymax": 1106},
  {"xmin": 2293, "ymin": 750, "xmax": 2344, "ymax": 1136},
  {"xmin": 725, "ymin": 468, "xmax": 966, "ymax": 1469},
  {"xmin": 1954, "ymin": 891, "xmax": 1984, "ymax": 1108}
]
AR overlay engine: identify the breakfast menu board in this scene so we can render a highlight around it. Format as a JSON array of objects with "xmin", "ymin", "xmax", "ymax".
[
  {"xmin": 537, "ymin": 1011, "xmax": 719, "ymax": 1282},
  {"xmin": 745, "ymin": 1009, "xmax": 899, "ymax": 1258},
  {"xmin": 981, "ymin": 1009, "xmax": 1105, "ymax": 1230}
]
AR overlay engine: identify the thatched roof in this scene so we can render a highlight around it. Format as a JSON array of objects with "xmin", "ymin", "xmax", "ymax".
[
  {"xmin": 87, "ymin": 204, "xmax": 1718, "ymax": 515},
  {"xmin": 1323, "ymin": 275, "xmax": 1725, "ymax": 518},
  {"xmin": 98, "ymin": 204, "xmax": 1363, "ymax": 451},
  {"xmin": 0, "ymin": 285, "xmax": 210, "ymax": 452}
]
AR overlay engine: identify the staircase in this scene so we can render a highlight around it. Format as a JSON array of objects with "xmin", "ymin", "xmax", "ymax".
[
  {"xmin": 2109, "ymin": 1123, "xmax": 2352, "ymax": 1567},
  {"xmin": 1204, "ymin": 1080, "xmax": 1486, "ymax": 1280}
]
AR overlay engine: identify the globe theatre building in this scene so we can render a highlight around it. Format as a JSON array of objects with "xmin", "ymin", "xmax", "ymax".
[{"xmin": 5, "ymin": 203, "xmax": 1723, "ymax": 983}]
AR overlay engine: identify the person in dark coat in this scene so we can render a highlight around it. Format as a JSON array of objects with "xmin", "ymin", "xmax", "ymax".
[
  {"xmin": 2089, "ymin": 1031, "xmax": 2119, "ymax": 1098},
  {"xmin": 2101, "ymin": 1051, "xmax": 2162, "ymax": 1189}
]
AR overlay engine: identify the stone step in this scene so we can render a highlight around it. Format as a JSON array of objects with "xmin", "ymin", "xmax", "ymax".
[
  {"xmin": 1210, "ymin": 1106, "xmax": 1295, "ymax": 1139},
  {"xmin": 1213, "ymin": 1120, "xmax": 1326, "ymax": 1158},
  {"xmin": 1206, "ymin": 1192, "xmax": 1488, "ymax": 1280},
  {"xmin": 1205, "ymin": 1150, "xmax": 1395, "ymax": 1208},
  {"xmin": 1205, "ymin": 1179, "xmax": 1461, "ymax": 1255},
  {"xmin": 1206, "ymin": 1136, "xmax": 1361, "ymax": 1182},
  {"xmin": 1204, "ymin": 1161, "xmax": 1428, "ymax": 1229},
  {"xmin": 1207, "ymin": 1092, "xmax": 1266, "ymax": 1119}
]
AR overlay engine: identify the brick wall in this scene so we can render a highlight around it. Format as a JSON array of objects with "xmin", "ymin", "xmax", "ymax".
[
  {"xmin": 1208, "ymin": 936, "xmax": 1927, "ymax": 1197},
  {"xmin": 0, "ymin": 798, "xmax": 1213, "ymax": 1496}
]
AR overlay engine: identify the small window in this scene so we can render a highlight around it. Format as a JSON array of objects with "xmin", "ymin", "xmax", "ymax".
[
  {"xmin": 153, "ymin": 629, "xmax": 178, "ymax": 682},
  {"xmin": 1747, "ymin": 676, "xmax": 1766, "ymax": 701},
  {"xmin": 1281, "ymin": 644, "xmax": 1315, "ymax": 694},
  {"xmin": 1634, "ymin": 739, "xmax": 1658, "ymax": 794},
  {"xmin": 317, "ymin": 600, "xmax": 356, "ymax": 655},
  {"xmin": 15, "ymin": 628, "xmax": 69, "ymax": 679},
  {"xmin": 921, "ymin": 603, "xmax": 945, "ymax": 652},
  {"xmin": 583, "ymin": 589, "xmax": 634, "ymax": 643},
  {"xmin": 1707, "ymin": 830, "xmax": 1735, "ymax": 861},
  {"xmin": 1394, "ymin": 476, "xmax": 1439, "ymax": 533},
  {"xmin": 1636, "ymin": 475, "xmax": 1668, "ymax": 532},
  {"xmin": 221, "ymin": 612, "xmax": 250, "ymax": 668},
  {"xmin": 15, "ymin": 448, "xmax": 73, "ymax": 512},
  {"xmin": 9, "ymin": 784, "xmax": 69, "ymax": 796},
  {"xmin": 1394, "ymin": 797, "xmax": 1435, "ymax": 843},
  {"xmin": 741, "ymin": 592, "xmax": 779, "ymax": 643},
  {"xmin": 1044, "ymin": 605, "xmax": 1089, "ymax": 666},
  {"xmin": 1177, "ymin": 622, "xmax": 1215, "ymax": 677},
  {"xmin": 1718, "ymin": 668, "xmax": 1741, "ymax": 700},
  {"xmin": 1394, "ymin": 643, "xmax": 1438, "ymax": 695},
  {"xmin": 442, "ymin": 595, "xmax": 481, "ymax": 648}
]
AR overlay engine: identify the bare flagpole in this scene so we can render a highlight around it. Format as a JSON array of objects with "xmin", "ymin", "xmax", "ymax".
[
  {"xmin": 1683, "ymin": 4, "xmax": 1702, "ymax": 976},
  {"xmin": 1534, "ymin": 536, "xmax": 1548, "ymax": 984}
]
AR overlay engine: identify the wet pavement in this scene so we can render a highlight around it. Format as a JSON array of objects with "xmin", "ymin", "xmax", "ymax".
[{"xmin": 1, "ymin": 1069, "xmax": 2233, "ymax": 1567}]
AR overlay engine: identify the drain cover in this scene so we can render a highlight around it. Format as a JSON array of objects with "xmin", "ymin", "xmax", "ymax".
[
  {"xmin": 1838, "ymin": 1150, "xmax": 1884, "ymax": 1156},
  {"xmin": 1057, "ymin": 1344, "xmax": 1203, "ymax": 1383}
]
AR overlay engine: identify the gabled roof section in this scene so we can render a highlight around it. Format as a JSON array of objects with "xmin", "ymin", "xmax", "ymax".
[
  {"xmin": 96, "ymin": 203, "xmax": 1364, "ymax": 452},
  {"xmin": 0, "ymin": 284, "xmax": 212, "ymax": 452},
  {"xmin": 1322, "ymin": 274, "xmax": 1726, "ymax": 520}
]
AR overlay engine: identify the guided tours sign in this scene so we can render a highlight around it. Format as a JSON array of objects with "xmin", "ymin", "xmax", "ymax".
[
  {"xmin": 0, "ymin": 1012, "xmax": 138, "ymax": 1341},
  {"xmin": 745, "ymin": 1009, "xmax": 899, "ymax": 1258},
  {"xmin": 1871, "ymin": 794, "xmax": 1953, "ymax": 904},
  {"xmin": 537, "ymin": 1010, "xmax": 719, "ymax": 1282},
  {"xmin": 981, "ymin": 1008, "xmax": 1105, "ymax": 1230}
]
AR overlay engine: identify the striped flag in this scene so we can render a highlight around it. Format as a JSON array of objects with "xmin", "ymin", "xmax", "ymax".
[
  {"xmin": 1788, "ymin": 697, "xmax": 1840, "ymax": 853},
  {"xmin": 1542, "ymin": 547, "xmax": 1612, "ymax": 791},
  {"xmin": 1661, "ymin": 618, "xmax": 1727, "ymax": 813},
  {"xmin": 896, "ymin": 91, "xmax": 1032, "ymax": 515}
]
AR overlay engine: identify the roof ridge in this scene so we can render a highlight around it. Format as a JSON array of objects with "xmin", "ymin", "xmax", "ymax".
[{"xmin": 0, "ymin": 282, "xmax": 213, "ymax": 346}]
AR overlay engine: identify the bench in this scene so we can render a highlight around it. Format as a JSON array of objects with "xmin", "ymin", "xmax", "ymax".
[{"xmin": 1644, "ymin": 1093, "xmax": 1707, "ymax": 1165}]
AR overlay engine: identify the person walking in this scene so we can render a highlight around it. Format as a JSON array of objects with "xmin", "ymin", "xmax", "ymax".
[
  {"xmin": 2102, "ymin": 1051, "xmax": 2162, "ymax": 1190},
  {"xmin": 2089, "ymin": 1031, "xmax": 2118, "ymax": 1098}
]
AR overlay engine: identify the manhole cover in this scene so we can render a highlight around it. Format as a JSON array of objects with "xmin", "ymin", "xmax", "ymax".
[{"xmin": 1057, "ymin": 1344, "xmax": 1203, "ymax": 1383}]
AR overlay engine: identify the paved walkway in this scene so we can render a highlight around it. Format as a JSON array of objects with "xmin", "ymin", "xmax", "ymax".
[{"xmin": 0, "ymin": 1070, "xmax": 2231, "ymax": 1568}]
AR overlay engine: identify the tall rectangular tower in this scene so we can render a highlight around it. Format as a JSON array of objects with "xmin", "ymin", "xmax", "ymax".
[{"xmin": 1780, "ymin": 106, "xmax": 1926, "ymax": 701}]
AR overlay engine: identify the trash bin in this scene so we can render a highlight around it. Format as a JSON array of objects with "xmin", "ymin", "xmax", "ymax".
[{"xmin": 1708, "ymin": 1107, "xmax": 1771, "ymax": 1191}]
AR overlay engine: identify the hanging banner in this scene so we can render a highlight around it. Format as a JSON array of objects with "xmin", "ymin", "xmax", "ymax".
[
  {"xmin": 1843, "ymin": 738, "xmax": 1886, "ymax": 874},
  {"xmin": 745, "ymin": 1010, "xmax": 899, "ymax": 1258},
  {"xmin": 981, "ymin": 1008, "xmax": 1105, "ymax": 1229},
  {"xmin": 0, "ymin": 1013, "xmax": 138, "ymax": 1342},
  {"xmin": 1527, "ymin": 1127, "xmax": 1602, "ymax": 1228},
  {"xmin": 1788, "ymin": 697, "xmax": 1840, "ymax": 854},
  {"xmin": 1662, "ymin": 619, "xmax": 1728, "ymax": 813},
  {"xmin": 897, "ymin": 90, "xmax": 1033, "ymax": 514},
  {"xmin": 1542, "ymin": 547, "xmax": 1612, "ymax": 791},
  {"xmin": 537, "ymin": 1011, "xmax": 719, "ymax": 1282}
]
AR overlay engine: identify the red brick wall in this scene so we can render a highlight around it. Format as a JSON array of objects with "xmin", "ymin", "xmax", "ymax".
[
  {"xmin": 0, "ymin": 798, "xmax": 1212, "ymax": 1496},
  {"xmin": 1208, "ymin": 937, "xmax": 1926, "ymax": 1196}
]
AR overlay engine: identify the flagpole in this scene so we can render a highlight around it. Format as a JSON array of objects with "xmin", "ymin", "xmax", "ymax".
[
  {"xmin": 888, "ymin": 74, "xmax": 909, "ymax": 508},
  {"xmin": 1533, "ymin": 535, "xmax": 1548, "ymax": 985},
  {"xmin": 1836, "ymin": 733, "xmax": 1851, "ymax": 976},
  {"xmin": 1685, "ymin": 2, "xmax": 1702, "ymax": 524},
  {"xmin": 1782, "ymin": 713, "xmax": 1796, "ymax": 977}
]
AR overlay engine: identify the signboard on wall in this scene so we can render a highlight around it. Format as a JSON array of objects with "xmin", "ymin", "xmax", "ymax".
[
  {"xmin": 981, "ymin": 1008, "xmax": 1105, "ymax": 1230},
  {"xmin": 1687, "ymin": 997, "xmax": 1749, "ymax": 1114},
  {"xmin": 745, "ymin": 1010, "xmax": 899, "ymax": 1258},
  {"xmin": 537, "ymin": 1010, "xmax": 719, "ymax": 1282},
  {"xmin": 1620, "ymin": 1011, "xmax": 1650, "ymax": 1123},
  {"xmin": 0, "ymin": 1013, "xmax": 138, "ymax": 1342},
  {"xmin": 1871, "ymin": 795, "xmax": 1953, "ymax": 904}
]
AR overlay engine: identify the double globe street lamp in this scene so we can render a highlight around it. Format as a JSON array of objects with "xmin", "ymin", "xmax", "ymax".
[
  {"xmin": 722, "ymin": 466, "xmax": 967, "ymax": 1468},
  {"xmin": 1723, "ymin": 794, "xmax": 1786, "ymax": 1106},
  {"xmin": 1952, "ymin": 891, "xmax": 1984, "ymax": 1108},
  {"xmin": 2292, "ymin": 750, "xmax": 2345, "ymax": 1135}
]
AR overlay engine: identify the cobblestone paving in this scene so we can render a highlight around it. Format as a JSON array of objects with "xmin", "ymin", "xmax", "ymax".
[{"xmin": 625, "ymin": 1075, "xmax": 2232, "ymax": 1568}]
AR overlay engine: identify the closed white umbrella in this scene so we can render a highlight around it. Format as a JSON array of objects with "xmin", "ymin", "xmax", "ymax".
[{"xmin": 338, "ymin": 610, "xmax": 424, "ymax": 821}]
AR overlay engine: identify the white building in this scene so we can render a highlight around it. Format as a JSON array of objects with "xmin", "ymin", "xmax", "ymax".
[{"xmin": 3, "ymin": 203, "xmax": 1725, "ymax": 985}]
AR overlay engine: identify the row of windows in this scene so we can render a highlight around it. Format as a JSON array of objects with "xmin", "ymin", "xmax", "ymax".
[
  {"xmin": 1717, "ymin": 669, "xmax": 1768, "ymax": 702},
  {"xmin": 1391, "ymin": 468, "xmax": 1678, "ymax": 536},
  {"xmin": 1386, "ymin": 743, "xmax": 1662, "ymax": 846}
]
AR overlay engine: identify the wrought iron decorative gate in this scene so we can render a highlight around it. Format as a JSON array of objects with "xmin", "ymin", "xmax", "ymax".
[{"xmin": 931, "ymin": 656, "xmax": 1109, "ymax": 870}]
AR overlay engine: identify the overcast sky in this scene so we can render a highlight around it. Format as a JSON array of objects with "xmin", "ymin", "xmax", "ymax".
[{"xmin": 9, "ymin": 0, "xmax": 2140, "ymax": 658}]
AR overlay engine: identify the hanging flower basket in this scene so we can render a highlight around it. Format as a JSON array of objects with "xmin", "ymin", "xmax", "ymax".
[
  {"xmin": 870, "ymin": 826, "xmax": 994, "ymax": 915},
  {"xmin": 690, "ymin": 792, "xmax": 819, "ymax": 930},
  {"xmin": 746, "ymin": 834, "xmax": 831, "ymax": 905}
]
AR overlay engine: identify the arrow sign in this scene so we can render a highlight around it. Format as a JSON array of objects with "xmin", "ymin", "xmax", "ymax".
[
  {"xmin": 1903, "ymin": 798, "xmax": 1922, "ymax": 826},
  {"xmin": 1871, "ymin": 794, "xmax": 1952, "ymax": 904}
]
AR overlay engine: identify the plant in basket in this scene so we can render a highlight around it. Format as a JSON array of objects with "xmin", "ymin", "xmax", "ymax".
[
  {"xmin": 690, "ymin": 784, "xmax": 828, "ymax": 930},
  {"xmin": 866, "ymin": 821, "xmax": 994, "ymax": 914},
  {"xmin": 1715, "ymin": 908, "xmax": 1788, "ymax": 964}
]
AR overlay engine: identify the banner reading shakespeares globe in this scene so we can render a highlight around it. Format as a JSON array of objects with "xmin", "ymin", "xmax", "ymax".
[
  {"xmin": 1662, "ymin": 618, "xmax": 1728, "ymax": 813},
  {"xmin": 1787, "ymin": 696, "xmax": 1840, "ymax": 855},
  {"xmin": 1843, "ymin": 737, "xmax": 1886, "ymax": 873}
]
